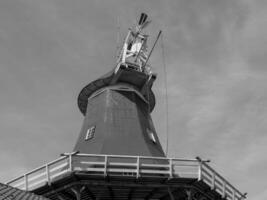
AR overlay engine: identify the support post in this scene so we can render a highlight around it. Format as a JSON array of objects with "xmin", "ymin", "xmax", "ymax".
[
  {"xmin": 104, "ymin": 155, "xmax": 108, "ymax": 177},
  {"xmin": 198, "ymin": 161, "xmax": 202, "ymax": 181},
  {"xmin": 69, "ymin": 154, "xmax": 72, "ymax": 172},
  {"xmin": 46, "ymin": 164, "xmax": 50, "ymax": 185},
  {"xmin": 136, "ymin": 156, "xmax": 140, "ymax": 179},
  {"xmin": 222, "ymin": 181, "xmax": 226, "ymax": 198},
  {"xmin": 232, "ymin": 189, "xmax": 236, "ymax": 200},
  {"xmin": 211, "ymin": 172, "xmax": 215, "ymax": 190},
  {"xmin": 169, "ymin": 158, "xmax": 173, "ymax": 179},
  {"xmin": 24, "ymin": 174, "xmax": 28, "ymax": 191}
]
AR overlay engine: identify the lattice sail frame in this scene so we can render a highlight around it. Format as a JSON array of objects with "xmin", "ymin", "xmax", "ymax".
[{"xmin": 116, "ymin": 13, "xmax": 152, "ymax": 74}]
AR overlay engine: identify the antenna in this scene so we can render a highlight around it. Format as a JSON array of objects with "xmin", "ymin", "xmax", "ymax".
[{"xmin": 115, "ymin": 16, "xmax": 121, "ymax": 60}]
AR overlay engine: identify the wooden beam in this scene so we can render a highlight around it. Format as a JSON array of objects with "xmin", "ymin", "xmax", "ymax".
[
  {"xmin": 47, "ymin": 183, "xmax": 73, "ymax": 200},
  {"xmin": 127, "ymin": 187, "xmax": 135, "ymax": 200},
  {"xmin": 185, "ymin": 189, "xmax": 192, "ymax": 200},
  {"xmin": 43, "ymin": 179, "xmax": 194, "ymax": 197},
  {"xmin": 159, "ymin": 188, "xmax": 185, "ymax": 200},
  {"xmin": 56, "ymin": 194, "xmax": 66, "ymax": 200},
  {"xmin": 145, "ymin": 188, "xmax": 159, "ymax": 200},
  {"xmin": 84, "ymin": 186, "xmax": 96, "ymax": 200},
  {"xmin": 108, "ymin": 186, "xmax": 115, "ymax": 200},
  {"xmin": 111, "ymin": 68, "xmax": 123, "ymax": 84},
  {"xmin": 168, "ymin": 187, "xmax": 175, "ymax": 200},
  {"xmin": 60, "ymin": 191, "xmax": 76, "ymax": 200},
  {"xmin": 70, "ymin": 186, "xmax": 85, "ymax": 200}
]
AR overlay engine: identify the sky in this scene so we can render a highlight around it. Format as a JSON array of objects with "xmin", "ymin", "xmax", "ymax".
[{"xmin": 0, "ymin": 0, "xmax": 266, "ymax": 199}]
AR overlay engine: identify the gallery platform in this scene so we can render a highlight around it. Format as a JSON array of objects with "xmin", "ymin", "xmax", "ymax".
[{"xmin": 6, "ymin": 153, "xmax": 245, "ymax": 200}]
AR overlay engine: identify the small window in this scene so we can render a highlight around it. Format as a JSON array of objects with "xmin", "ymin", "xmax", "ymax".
[{"xmin": 85, "ymin": 126, "xmax": 96, "ymax": 141}]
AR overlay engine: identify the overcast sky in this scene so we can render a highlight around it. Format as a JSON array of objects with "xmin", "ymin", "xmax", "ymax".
[{"xmin": 0, "ymin": 0, "xmax": 266, "ymax": 199}]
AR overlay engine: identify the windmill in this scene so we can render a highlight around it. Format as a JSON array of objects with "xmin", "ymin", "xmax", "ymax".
[
  {"xmin": 6, "ymin": 13, "xmax": 246, "ymax": 200},
  {"xmin": 74, "ymin": 12, "xmax": 164, "ymax": 158}
]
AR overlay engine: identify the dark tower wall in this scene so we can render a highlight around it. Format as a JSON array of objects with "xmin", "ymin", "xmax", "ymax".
[{"xmin": 74, "ymin": 85, "xmax": 165, "ymax": 157}]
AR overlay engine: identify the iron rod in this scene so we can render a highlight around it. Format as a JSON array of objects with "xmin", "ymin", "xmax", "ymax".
[{"xmin": 143, "ymin": 30, "xmax": 162, "ymax": 67}]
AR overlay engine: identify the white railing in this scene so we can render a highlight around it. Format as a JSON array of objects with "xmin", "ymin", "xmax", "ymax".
[{"xmin": 6, "ymin": 153, "xmax": 245, "ymax": 200}]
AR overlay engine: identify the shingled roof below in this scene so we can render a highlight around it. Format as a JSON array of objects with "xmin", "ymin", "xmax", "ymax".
[{"xmin": 0, "ymin": 183, "xmax": 50, "ymax": 200}]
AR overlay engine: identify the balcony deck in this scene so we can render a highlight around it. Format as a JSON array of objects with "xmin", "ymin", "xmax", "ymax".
[{"xmin": 6, "ymin": 153, "xmax": 245, "ymax": 200}]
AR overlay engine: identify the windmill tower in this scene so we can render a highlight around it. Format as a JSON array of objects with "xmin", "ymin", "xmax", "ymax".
[
  {"xmin": 74, "ymin": 13, "xmax": 164, "ymax": 158},
  {"xmin": 6, "ymin": 13, "xmax": 246, "ymax": 200}
]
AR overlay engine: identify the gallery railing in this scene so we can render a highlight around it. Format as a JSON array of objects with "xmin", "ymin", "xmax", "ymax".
[{"xmin": 6, "ymin": 153, "xmax": 245, "ymax": 200}]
